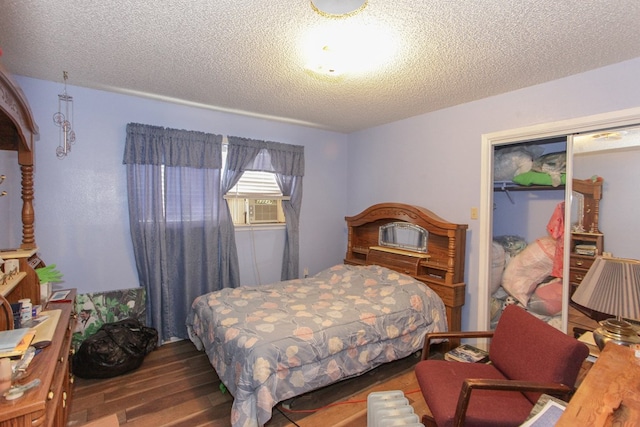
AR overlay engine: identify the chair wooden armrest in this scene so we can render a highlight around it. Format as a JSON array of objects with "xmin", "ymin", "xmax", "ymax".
[
  {"xmin": 0, "ymin": 293, "xmax": 14, "ymax": 330},
  {"xmin": 453, "ymin": 378, "xmax": 573, "ymax": 427},
  {"xmin": 422, "ymin": 330, "xmax": 494, "ymax": 360}
]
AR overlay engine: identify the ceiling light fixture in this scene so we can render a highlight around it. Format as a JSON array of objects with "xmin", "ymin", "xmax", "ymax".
[
  {"xmin": 304, "ymin": 0, "xmax": 396, "ymax": 76},
  {"xmin": 310, "ymin": 0, "xmax": 368, "ymax": 18}
]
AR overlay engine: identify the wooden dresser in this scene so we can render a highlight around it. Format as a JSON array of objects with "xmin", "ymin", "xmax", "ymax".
[
  {"xmin": 0, "ymin": 289, "xmax": 76, "ymax": 427},
  {"xmin": 569, "ymin": 231, "xmax": 604, "ymax": 295}
]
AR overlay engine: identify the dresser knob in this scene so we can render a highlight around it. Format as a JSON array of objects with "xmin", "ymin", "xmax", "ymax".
[
  {"xmin": 576, "ymin": 260, "xmax": 584, "ymax": 266},
  {"xmin": 47, "ymin": 390, "xmax": 54, "ymax": 400}
]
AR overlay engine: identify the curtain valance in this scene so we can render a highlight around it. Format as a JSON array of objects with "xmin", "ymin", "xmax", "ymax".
[
  {"xmin": 124, "ymin": 123, "xmax": 223, "ymax": 169},
  {"xmin": 227, "ymin": 136, "xmax": 305, "ymax": 176}
]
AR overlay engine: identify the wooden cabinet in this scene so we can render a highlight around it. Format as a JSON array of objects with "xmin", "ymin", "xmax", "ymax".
[
  {"xmin": 1, "ymin": 248, "xmax": 42, "ymax": 300},
  {"xmin": 0, "ymin": 289, "xmax": 76, "ymax": 427},
  {"xmin": 1, "ymin": 249, "xmax": 43, "ymax": 330}
]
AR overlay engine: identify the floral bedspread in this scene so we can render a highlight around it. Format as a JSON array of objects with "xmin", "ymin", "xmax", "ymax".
[{"xmin": 186, "ymin": 264, "xmax": 447, "ymax": 427}]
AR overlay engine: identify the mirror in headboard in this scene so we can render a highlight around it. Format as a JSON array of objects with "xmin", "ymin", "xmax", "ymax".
[{"xmin": 379, "ymin": 222, "xmax": 428, "ymax": 253}]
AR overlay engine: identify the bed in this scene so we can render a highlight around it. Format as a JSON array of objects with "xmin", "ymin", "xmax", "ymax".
[{"xmin": 186, "ymin": 203, "xmax": 468, "ymax": 427}]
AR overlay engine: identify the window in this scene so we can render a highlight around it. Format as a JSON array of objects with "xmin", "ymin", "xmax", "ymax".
[{"xmin": 222, "ymin": 146, "xmax": 287, "ymax": 225}]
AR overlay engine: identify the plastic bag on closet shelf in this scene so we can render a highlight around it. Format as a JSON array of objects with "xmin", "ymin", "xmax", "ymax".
[
  {"xmin": 493, "ymin": 145, "xmax": 544, "ymax": 181},
  {"xmin": 72, "ymin": 318, "xmax": 158, "ymax": 379},
  {"xmin": 532, "ymin": 151, "xmax": 566, "ymax": 187}
]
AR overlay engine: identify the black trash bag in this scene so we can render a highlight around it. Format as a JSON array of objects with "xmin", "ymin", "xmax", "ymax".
[{"xmin": 73, "ymin": 318, "xmax": 158, "ymax": 379}]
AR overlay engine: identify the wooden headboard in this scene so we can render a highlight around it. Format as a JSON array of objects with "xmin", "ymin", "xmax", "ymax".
[{"xmin": 345, "ymin": 202, "xmax": 468, "ymax": 333}]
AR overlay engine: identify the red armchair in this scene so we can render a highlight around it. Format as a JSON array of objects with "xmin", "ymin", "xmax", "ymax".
[{"xmin": 414, "ymin": 305, "xmax": 589, "ymax": 427}]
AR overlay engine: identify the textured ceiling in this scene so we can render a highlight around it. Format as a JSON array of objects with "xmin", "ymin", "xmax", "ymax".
[{"xmin": 1, "ymin": 1, "xmax": 640, "ymax": 133}]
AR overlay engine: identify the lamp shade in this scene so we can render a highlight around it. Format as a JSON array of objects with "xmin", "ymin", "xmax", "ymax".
[{"xmin": 571, "ymin": 256, "xmax": 640, "ymax": 320}]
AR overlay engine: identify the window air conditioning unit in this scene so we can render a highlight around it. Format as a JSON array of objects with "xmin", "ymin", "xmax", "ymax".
[{"xmin": 247, "ymin": 199, "xmax": 279, "ymax": 224}]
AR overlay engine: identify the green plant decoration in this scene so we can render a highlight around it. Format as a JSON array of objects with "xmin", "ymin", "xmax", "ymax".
[{"xmin": 35, "ymin": 264, "xmax": 63, "ymax": 283}]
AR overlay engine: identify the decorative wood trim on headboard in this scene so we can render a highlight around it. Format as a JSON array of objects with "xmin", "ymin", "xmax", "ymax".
[{"xmin": 345, "ymin": 202, "xmax": 468, "ymax": 333}]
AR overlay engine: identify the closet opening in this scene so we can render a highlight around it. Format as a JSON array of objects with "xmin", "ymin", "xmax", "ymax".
[{"xmin": 479, "ymin": 106, "xmax": 640, "ymax": 337}]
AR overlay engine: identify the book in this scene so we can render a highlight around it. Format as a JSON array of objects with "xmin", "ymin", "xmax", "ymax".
[
  {"xmin": 445, "ymin": 344, "xmax": 489, "ymax": 363},
  {"xmin": 0, "ymin": 328, "xmax": 36, "ymax": 358},
  {"xmin": 575, "ymin": 244, "xmax": 597, "ymax": 256},
  {"xmin": 0, "ymin": 328, "xmax": 30, "ymax": 351}
]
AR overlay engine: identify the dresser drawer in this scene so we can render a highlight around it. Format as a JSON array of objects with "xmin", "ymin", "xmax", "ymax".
[
  {"xmin": 569, "ymin": 269, "xmax": 588, "ymax": 285},
  {"xmin": 569, "ymin": 256, "xmax": 595, "ymax": 270}
]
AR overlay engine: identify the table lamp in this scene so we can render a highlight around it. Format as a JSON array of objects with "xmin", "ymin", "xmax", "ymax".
[{"xmin": 571, "ymin": 256, "xmax": 640, "ymax": 350}]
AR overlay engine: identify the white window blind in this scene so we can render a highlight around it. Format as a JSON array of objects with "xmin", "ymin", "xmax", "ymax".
[
  {"xmin": 227, "ymin": 170, "xmax": 284, "ymax": 199},
  {"xmin": 222, "ymin": 144, "xmax": 287, "ymax": 224}
]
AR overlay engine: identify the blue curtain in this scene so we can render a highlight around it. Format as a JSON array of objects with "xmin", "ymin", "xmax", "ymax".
[
  {"xmin": 226, "ymin": 136, "xmax": 304, "ymax": 280},
  {"xmin": 123, "ymin": 123, "xmax": 239, "ymax": 343}
]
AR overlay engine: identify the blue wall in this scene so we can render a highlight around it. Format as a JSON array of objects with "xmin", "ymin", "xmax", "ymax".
[
  {"xmin": 346, "ymin": 57, "xmax": 640, "ymax": 329},
  {"xmin": 14, "ymin": 77, "xmax": 349, "ymax": 294}
]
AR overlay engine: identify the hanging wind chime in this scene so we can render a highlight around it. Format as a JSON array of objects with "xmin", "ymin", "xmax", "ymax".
[{"xmin": 53, "ymin": 71, "xmax": 76, "ymax": 158}]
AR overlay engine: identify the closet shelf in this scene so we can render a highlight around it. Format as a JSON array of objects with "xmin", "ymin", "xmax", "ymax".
[{"xmin": 494, "ymin": 181, "xmax": 565, "ymax": 192}]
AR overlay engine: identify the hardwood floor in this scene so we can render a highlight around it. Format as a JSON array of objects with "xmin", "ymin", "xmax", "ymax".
[
  {"xmin": 67, "ymin": 340, "xmax": 425, "ymax": 427},
  {"xmin": 68, "ymin": 340, "xmax": 234, "ymax": 426},
  {"xmin": 68, "ymin": 309, "xmax": 599, "ymax": 427}
]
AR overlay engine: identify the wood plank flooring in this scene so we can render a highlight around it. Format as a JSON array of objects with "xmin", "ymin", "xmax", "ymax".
[
  {"xmin": 67, "ymin": 340, "xmax": 424, "ymax": 427},
  {"xmin": 68, "ymin": 309, "xmax": 598, "ymax": 427}
]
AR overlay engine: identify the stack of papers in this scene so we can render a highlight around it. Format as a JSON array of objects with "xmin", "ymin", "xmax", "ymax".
[
  {"xmin": 445, "ymin": 344, "xmax": 490, "ymax": 363},
  {"xmin": 0, "ymin": 328, "xmax": 36, "ymax": 358}
]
